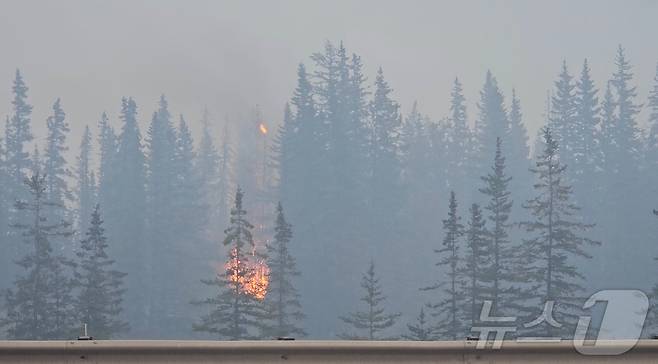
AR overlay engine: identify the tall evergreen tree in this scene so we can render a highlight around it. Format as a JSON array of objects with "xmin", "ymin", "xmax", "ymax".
[
  {"xmin": 272, "ymin": 103, "xmax": 294, "ymax": 198},
  {"xmin": 548, "ymin": 61, "xmax": 578, "ymax": 171},
  {"xmin": 368, "ymin": 67, "xmax": 404, "ymax": 238},
  {"xmin": 446, "ymin": 78, "xmax": 474, "ymax": 203},
  {"xmin": 478, "ymin": 138, "xmax": 519, "ymax": 316},
  {"xmin": 145, "ymin": 94, "xmax": 177, "ymax": 238},
  {"xmin": 217, "ymin": 123, "xmax": 234, "ymax": 225},
  {"xmin": 572, "ymin": 59, "xmax": 602, "ymax": 198},
  {"xmin": 280, "ymin": 61, "xmax": 336, "ymax": 337},
  {"xmin": 506, "ymin": 89, "xmax": 532, "ymax": 209},
  {"xmin": 74, "ymin": 204, "xmax": 128, "ymax": 339},
  {"xmin": 281, "ymin": 63, "xmax": 319, "ymax": 220},
  {"xmin": 507, "ymin": 89, "xmax": 530, "ymax": 163},
  {"xmin": 97, "ymin": 112, "xmax": 117, "ymax": 218},
  {"xmin": 262, "ymin": 203, "xmax": 306, "ymax": 338},
  {"xmin": 474, "ymin": 71, "xmax": 509, "ymax": 172},
  {"xmin": 1, "ymin": 173, "xmax": 76, "ymax": 339},
  {"xmin": 400, "ymin": 102, "xmax": 440, "ymax": 257},
  {"xmin": 598, "ymin": 47, "xmax": 647, "ymax": 287},
  {"xmin": 5, "ymin": 70, "xmax": 33, "ymax": 203},
  {"xmin": 166, "ymin": 115, "xmax": 208, "ymax": 336},
  {"xmin": 108, "ymin": 97, "xmax": 147, "ymax": 335},
  {"xmin": 196, "ymin": 108, "xmax": 222, "ymax": 239},
  {"xmin": 462, "ymin": 203, "xmax": 489, "ymax": 328},
  {"xmin": 599, "ymin": 83, "xmax": 616, "ymax": 182},
  {"xmin": 76, "ymin": 125, "xmax": 95, "ymax": 235},
  {"xmin": 193, "ymin": 188, "xmax": 264, "ymax": 340},
  {"xmin": 143, "ymin": 96, "xmax": 177, "ymax": 335},
  {"xmin": 3, "ymin": 70, "xmax": 34, "ymax": 287},
  {"xmin": 519, "ymin": 127, "xmax": 600, "ymax": 337},
  {"xmin": 423, "ymin": 191, "xmax": 465, "ymax": 340},
  {"xmin": 338, "ymin": 261, "xmax": 400, "ymax": 340},
  {"xmin": 600, "ymin": 46, "xmax": 642, "ymax": 204},
  {"xmin": 43, "ymin": 98, "xmax": 73, "ymax": 212}
]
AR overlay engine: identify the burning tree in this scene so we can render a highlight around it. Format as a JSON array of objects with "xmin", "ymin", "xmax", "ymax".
[{"xmin": 192, "ymin": 187, "xmax": 267, "ymax": 340}]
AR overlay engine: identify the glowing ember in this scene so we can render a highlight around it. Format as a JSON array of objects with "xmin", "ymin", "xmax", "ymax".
[
  {"xmin": 224, "ymin": 248, "xmax": 270, "ymax": 300},
  {"xmin": 259, "ymin": 123, "xmax": 268, "ymax": 135}
]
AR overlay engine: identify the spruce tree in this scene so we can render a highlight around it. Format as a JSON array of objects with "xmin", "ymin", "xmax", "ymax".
[
  {"xmin": 5, "ymin": 69, "xmax": 33, "ymax": 203},
  {"xmin": 598, "ymin": 47, "xmax": 646, "ymax": 288},
  {"xmin": 478, "ymin": 138, "xmax": 518, "ymax": 316},
  {"xmin": 217, "ymin": 123, "xmax": 234, "ymax": 225},
  {"xmin": 599, "ymin": 84, "xmax": 616, "ymax": 181},
  {"xmin": 1, "ymin": 173, "xmax": 76, "ymax": 339},
  {"xmin": 474, "ymin": 71, "xmax": 508, "ymax": 173},
  {"xmin": 400, "ymin": 102, "xmax": 438, "ymax": 248},
  {"xmin": 423, "ymin": 191, "xmax": 465, "ymax": 340},
  {"xmin": 97, "ymin": 112, "xmax": 117, "ymax": 220},
  {"xmin": 338, "ymin": 261, "xmax": 400, "ymax": 340},
  {"xmin": 145, "ymin": 95, "xmax": 177, "ymax": 243},
  {"xmin": 282, "ymin": 63, "xmax": 319, "ymax": 222},
  {"xmin": 402, "ymin": 307, "xmax": 434, "ymax": 341},
  {"xmin": 573, "ymin": 59, "xmax": 602, "ymax": 195},
  {"xmin": 507, "ymin": 89, "xmax": 530, "ymax": 164},
  {"xmin": 367, "ymin": 67, "xmax": 404, "ymax": 259},
  {"xmin": 446, "ymin": 78, "xmax": 474, "ymax": 204},
  {"xmin": 261, "ymin": 203, "xmax": 306, "ymax": 338},
  {"xmin": 506, "ymin": 90, "xmax": 532, "ymax": 208},
  {"xmin": 548, "ymin": 61, "xmax": 578, "ymax": 170},
  {"xmin": 76, "ymin": 125, "xmax": 95, "ymax": 235},
  {"xmin": 193, "ymin": 188, "xmax": 264, "ymax": 340},
  {"xmin": 167, "ymin": 115, "xmax": 207, "ymax": 335},
  {"xmin": 462, "ymin": 203, "xmax": 489, "ymax": 327},
  {"xmin": 109, "ymin": 97, "xmax": 147, "ymax": 334},
  {"xmin": 197, "ymin": 108, "xmax": 222, "ymax": 238},
  {"xmin": 43, "ymin": 98, "xmax": 73, "ymax": 213},
  {"xmin": 600, "ymin": 47, "xmax": 642, "ymax": 208},
  {"xmin": 144, "ymin": 96, "xmax": 177, "ymax": 334},
  {"xmin": 519, "ymin": 127, "xmax": 600, "ymax": 337},
  {"xmin": 30, "ymin": 144, "xmax": 41, "ymax": 176},
  {"xmin": 74, "ymin": 204, "xmax": 128, "ymax": 339},
  {"xmin": 608, "ymin": 45, "xmax": 642, "ymax": 174},
  {"xmin": 3, "ymin": 70, "xmax": 33, "ymax": 286}
]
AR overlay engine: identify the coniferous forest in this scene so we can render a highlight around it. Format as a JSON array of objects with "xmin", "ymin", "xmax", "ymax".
[{"xmin": 1, "ymin": 40, "xmax": 658, "ymax": 341}]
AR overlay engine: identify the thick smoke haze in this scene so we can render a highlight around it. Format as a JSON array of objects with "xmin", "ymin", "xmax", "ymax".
[
  {"xmin": 1, "ymin": 0, "xmax": 657, "ymax": 147},
  {"xmin": 2, "ymin": 0, "xmax": 658, "ymax": 341}
]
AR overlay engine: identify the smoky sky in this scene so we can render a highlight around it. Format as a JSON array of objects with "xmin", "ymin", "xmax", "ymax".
[{"xmin": 0, "ymin": 0, "xmax": 657, "ymax": 153}]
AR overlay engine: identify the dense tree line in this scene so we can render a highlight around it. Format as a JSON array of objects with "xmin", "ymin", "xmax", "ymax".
[{"xmin": 0, "ymin": 41, "xmax": 657, "ymax": 340}]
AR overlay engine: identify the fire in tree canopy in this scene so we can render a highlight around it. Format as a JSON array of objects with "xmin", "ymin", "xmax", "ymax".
[{"xmin": 192, "ymin": 187, "xmax": 267, "ymax": 340}]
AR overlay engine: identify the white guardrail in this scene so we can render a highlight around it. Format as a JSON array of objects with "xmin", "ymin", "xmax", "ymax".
[{"xmin": 0, "ymin": 340, "xmax": 656, "ymax": 363}]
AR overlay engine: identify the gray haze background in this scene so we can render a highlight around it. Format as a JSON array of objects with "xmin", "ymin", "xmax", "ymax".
[{"xmin": 1, "ymin": 0, "xmax": 657, "ymax": 151}]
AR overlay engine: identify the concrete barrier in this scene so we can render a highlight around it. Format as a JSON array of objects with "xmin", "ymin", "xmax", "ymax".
[{"xmin": 0, "ymin": 340, "xmax": 656, "ymax": 363}]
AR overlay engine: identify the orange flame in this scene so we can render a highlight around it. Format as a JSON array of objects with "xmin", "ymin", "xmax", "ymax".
[
  {"xmin": 259, "ymin": 123, "xmax": 268, "ymax": 135},
  {"xmin": 224, "ymin": 248, "xmax": 269, "ymax": 300}
]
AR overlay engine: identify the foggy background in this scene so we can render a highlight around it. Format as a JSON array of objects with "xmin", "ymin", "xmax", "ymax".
[
  {"xmin": 2, "ymin": 0, "xmax": 658, "ymax": 341},
  {"xmin": 1, "ymin": 0, "xmax": 657, "ymax": 146}
]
